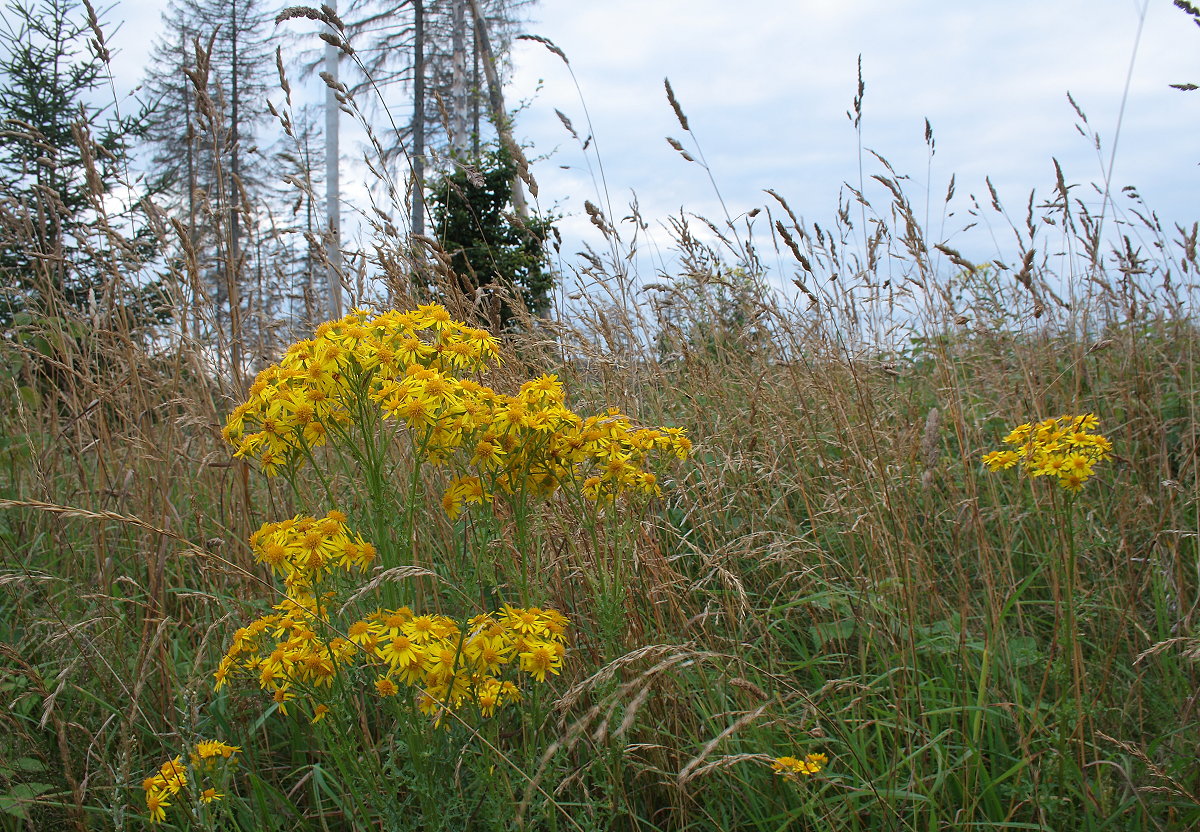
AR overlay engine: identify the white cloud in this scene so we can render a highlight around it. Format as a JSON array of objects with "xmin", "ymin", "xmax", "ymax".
[
  {"xmin": 511, "ymin": 0, "xmax": 1200, "ymax": 278},
  {"xmin": 86, "ymin": 0, "xmax": 1200, "ymax": 297}
]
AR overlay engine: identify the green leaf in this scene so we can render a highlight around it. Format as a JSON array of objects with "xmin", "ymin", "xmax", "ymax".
[
  {"xmin": 17, "ymin": 386, "xmax": 40, "ymax": 409},
  {"xmin": 1006, "ymin": 636, "xmax": 1043, "ymax": 669},
  {"xmin": 9, "ymin": 783, "xmax": 51, "ymax": 798},
  {"xmin": 809, "ymin": 618, "xmax": 855, "ymax": 647},
  {"xmin": 0, "ymin": 782, "xmax": 52, "ymax": 819},
  {"xmin": 0, "ymin": 795, "xmax": 28, "ymax": 820}
]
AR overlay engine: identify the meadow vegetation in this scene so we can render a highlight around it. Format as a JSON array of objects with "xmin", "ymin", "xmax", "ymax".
[{"xmin": 1, "ymin": 17, "xmax": 1199, "ymax": 832}]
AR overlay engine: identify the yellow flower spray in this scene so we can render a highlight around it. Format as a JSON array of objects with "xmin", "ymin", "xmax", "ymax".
[
  {"xmin": 982, "ymin": 413, "xmax": 1111, "ymax": 492},
  {"xmin": 142, "ymin": 741, "xmax": 239, "ymax": 824},
  {"xmin": 145, "ymin": 306, "xmax": 690, "ymax": 825},
  {"xmin": 983, "ymin": 413, "xmax": 1112, "ymax": 771}
]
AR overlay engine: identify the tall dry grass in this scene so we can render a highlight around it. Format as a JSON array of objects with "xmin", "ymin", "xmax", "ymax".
[{"xmin": 1, "ymin": 13, "xmax": 1199, "ymax": 832}]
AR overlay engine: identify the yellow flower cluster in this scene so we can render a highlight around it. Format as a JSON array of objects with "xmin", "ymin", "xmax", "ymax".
[
  {"xmin": 216, "ymin": 514, "xmax": 570, "ymax": 725},
  {"xmin": 375, "ymin": 369, "xmax": 690, "ymax": 510},
  {"xmin": 142, "ymin": 740, "xmax": 240, "ymax": 823},
  {"xmin": 210, "ymin": 511, "xmax": 379, "ymax": 709},
  {"xmin": 982, "ymin": 413, "xmax": 1112, "ymax": 492},
  {"xmin": 249, "ymin": 510, "xmax": 376, "ymax": 601},
  {"xmin": 350, "ymin": 603, "xmax": 568, "ymax": 721},
  {"xmin": 222, "ymin": 305, "xmax": 691, "ymax": 512},
  {"xmin": 213, "ymin": 596, "xmax": 355, "ymax": 715},
  {"xmin": 772, "ymin": 752, "xmax": 828, "ymax": 779},
  {"xmin": 223, "ymin": 305, "xmax": 500, "ymax": 475}
]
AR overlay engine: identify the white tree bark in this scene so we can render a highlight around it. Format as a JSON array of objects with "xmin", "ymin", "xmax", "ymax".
[
  {"xmin": 324, "ymin": 0, "xmax": 344, "ymax": 320},
  {"xmin": 467, "ymin": 0, "xmax": 528, "ymax": 219},
  {"xmin": 412, "ymin": 0, "xmax": 426, "ymax": 237},
  {"xmin": 450, "ymin": 0, "xmax": 468, "ymax": 154}
]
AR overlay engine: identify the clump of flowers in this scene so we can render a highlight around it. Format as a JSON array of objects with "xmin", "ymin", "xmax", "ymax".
[
  {"xmin": 352, "ymin": 603, "xmax": 569, "ymax": 722},
  {"xmin": 198, "ymin": 307, "xmax": 672, "ymax": 816},
  {"xmin": 209, "ymin": 513, "xmax": 387, "ymax": 719},
  {"xmin": 249, "ymin": 510, "xmax": 376, "ymax": 600},
  {"xmin": 142, "ymin": 740, "xmax": 240, "ymax": 823},
  {"xmin": 212, "ymin": 595, "xmax": 357, "ymax": 715},
  {"xmin": 772, "ymin": 752, "xmax": 828, "ymax": 780},
  {"xmin": 223, "ymin": 305, "xmax": 499, "ymax": 474},
  {"xmin": 214, "ymin": 513, "xmax": 571, "ymax": 725},
  {"xmin": 221, "ymin": 305, "xmax": 690, "ymax": 511},
  {"xmin": 982, "ymin": 413, "xmax": 1112, "ymax": 492}
]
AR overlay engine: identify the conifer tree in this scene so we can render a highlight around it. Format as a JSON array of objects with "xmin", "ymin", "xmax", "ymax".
[
  {"xmin": 426, "ymin": 143, "xmax": 555, "ymax": 325},
  {"xmin": 0, "ymin": 0, "xmax": 160, "ymax": 329},
  {"xmin": 141, "ymin": 0, "xmax": 274, "ymax": 380}
]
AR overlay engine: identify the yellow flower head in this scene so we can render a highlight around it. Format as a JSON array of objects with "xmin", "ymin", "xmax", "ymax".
[
  {"xmin": 772, "ymin": 752, "xmax": 828, "ymax": 779},
  {"xmin": 145, "ymin": 790, "xmax": 170, "ymax": 823},
  {"xmin": 190, "ymin": 739, "xmax": 240, "ymax": 772},
  {"xmin": 984, "ymin": 414, "xmax": 1110, "ymax": 491}
]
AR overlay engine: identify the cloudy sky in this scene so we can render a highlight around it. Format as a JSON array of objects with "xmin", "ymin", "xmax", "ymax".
[
  {"xmin": 102, "ymin": 0, "xmax": 1200, "ymax": 292},
  {"xmin": 504, "ymin": 0, "xmax": 1200, "ymax": 285}
]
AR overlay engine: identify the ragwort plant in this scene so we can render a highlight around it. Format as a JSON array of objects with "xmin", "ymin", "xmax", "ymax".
[
  {"xmin": 983, "ymin": 415, "xmax": 1113, "ymax": 777},
  {"xmin": 141, "ymin": 741, "xmax": 241, "ymax": 825},
  {"xmin": 7, "ymin": 17, "xmax": 1200, "ymax": 830},
  {"xmin": 140, "ymin": 303, "xmax": 690, "ymax": 827}
]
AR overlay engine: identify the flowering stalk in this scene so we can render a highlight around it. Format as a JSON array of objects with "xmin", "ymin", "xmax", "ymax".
[
  {"xmin": 141, "ymin": 741, "xmax": 240, "ymax": 825},
  {"xmin": 167, "ymin": 306, "xmax": 692, "ymax": 825},
  {"xmin": 983, "ymin": 413, "xmax": 1110, "ymax": 773}
]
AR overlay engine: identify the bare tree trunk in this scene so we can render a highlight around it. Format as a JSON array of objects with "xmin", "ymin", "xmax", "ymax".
[
  {"xmin": 303, "ymin": 128, "xmax": 317, "ymax": 327},
  {"xmin": 411, "ymin": 0, "xmax": 425, "ymax": 236},
  {"xmin": 468, "ymin": 0, "xmax": 527, "ymax": 219},
  {"xmin": 324, "ymin": 0, "xmax": 343, "ymax": 320},
  {"xmin": 255, "ymin": 233, "xmax": 265, "ymax": 363},
  {"xmin": 227, "ymin": 0, "xmax": 244, "ymax": 389},
  {"xmin": 450, "ymin": 0, "xmax": 467, "ymax": 154},
  {"xmin": 183, "ymin": 31, "xmax": 197, "ymax": 340},
  {"xmin": 471, "ymin": 19, "xmax": 480, "ymax": 159}
]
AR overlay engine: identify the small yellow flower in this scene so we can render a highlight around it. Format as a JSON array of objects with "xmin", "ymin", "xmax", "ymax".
[
  {"xmin": 193, "ymin": 739, "xmax": 241, "ymax": 761},
  {"xmin": 146, "ymin": 790, "xmax": 169, "ymax": 823},
  {"xmin": 982, "ymin": 450, "xmax": 1019, "ymax": 471},
  {"xmin": 404, "ymin": 615, "xmax": 440, "ymax": 644},
  {"xmin": 984, "ymin": 415, "xmax": 1109, "ymax": 491},
  {"xmin": 519, "ymin": 643, "xmax": 563, "ymax": 683},
  {"xmin": 272, "ymin": 686, "xmax": 295, "ymax": 715},
  {"xmin": 1062, "ymin": 453, "xmax": 1094, "ymax": 477},
  {"xmin": 772, "ymin": 752, "xmax": 828, "ymax": 778},
  {"xmin": 1060, "ymin": 471, "xmax": 1087, "ymax": 493},
  {"xmin": 1036, "ymin": 454, "xmax": 1069, "ymax": 478}
]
